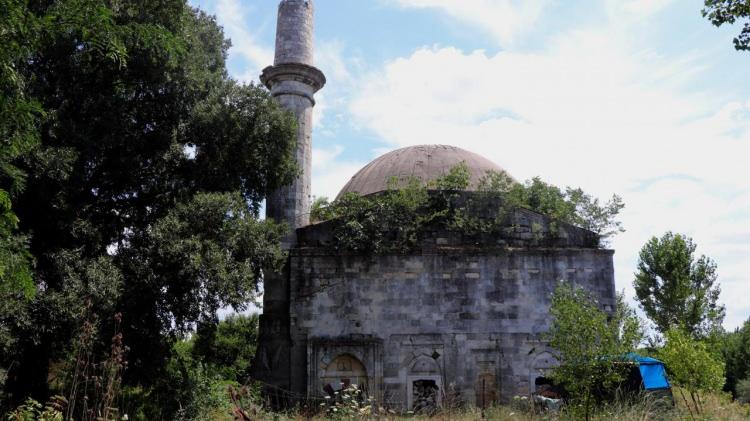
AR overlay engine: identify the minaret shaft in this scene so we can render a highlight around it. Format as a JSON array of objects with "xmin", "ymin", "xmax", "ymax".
[{"xmin": 262, "ymin": 0, "xmax": 325, "ymax": 247}]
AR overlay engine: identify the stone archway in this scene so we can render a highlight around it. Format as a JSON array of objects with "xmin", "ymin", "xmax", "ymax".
[
  {"xmin": 406, "ymin": 356, "xmax": 442, "ymax": 413},
  {"xmin": 529, "ymin": 352, "xmax": 558, "ymax": 396},
  {"xmin": 321, "ymin": 354, "xmax": 369, "ymax": 396}
]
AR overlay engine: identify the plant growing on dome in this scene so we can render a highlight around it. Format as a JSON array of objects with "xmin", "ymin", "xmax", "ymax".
[{"xmin": 312, "ymin": 163, "xmax": 625, "ymax": 253}]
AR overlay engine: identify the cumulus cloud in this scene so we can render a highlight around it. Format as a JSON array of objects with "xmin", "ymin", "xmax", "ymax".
[
  {"xmin": 390, "ymin": 0, "xmax": 550, "ymax": 45},
  {"xmin": 312, "ymin": 145, "xmax": 367, "ymax": 200},
  {"xmin": 215, "ymin": 0, "xmax": 273, "ymax": 83},
  {"xmin": 348, "ymin": 28, "xmax": 750, "ymax": 329}
]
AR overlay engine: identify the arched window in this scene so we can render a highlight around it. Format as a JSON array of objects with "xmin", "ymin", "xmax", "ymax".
[{"xmin": 321, "ymin": 354, "xmax": 368, "ymax": 396}]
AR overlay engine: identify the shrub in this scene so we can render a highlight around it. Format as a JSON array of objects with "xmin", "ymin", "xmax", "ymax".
[
  {"xmin": 736, "ymin": 379, "xmax": 750, "ymax": 404},
  {"xmin": 658, "ymin": 327, "xmax": 725, "ymax": 414},
  {"xmin": 5, "ymin": 396, "xmax": 66, "ymax": 421},
  {"xmin": 546, "ymin": 283, "xmax": 643, "ymax": 420}
]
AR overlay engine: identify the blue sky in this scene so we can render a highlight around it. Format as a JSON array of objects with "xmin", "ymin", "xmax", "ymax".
[{"xmin": 190, "ymin": 0, "xmax": 750, "ymax": 330}]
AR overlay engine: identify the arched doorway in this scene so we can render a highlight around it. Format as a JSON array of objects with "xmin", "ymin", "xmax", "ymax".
[
  {"xmin": 321, "ymin": 354, "xmax": 368, "ymax": 396},
  {"xmin": 530, "ymin": 352, "xmax": 559, "ymax": 397},
  {"xmin": 406, "ymin": 356, "xmax": 442, "ymax": 413}
]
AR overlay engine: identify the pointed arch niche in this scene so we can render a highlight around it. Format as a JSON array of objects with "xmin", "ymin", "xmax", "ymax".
[
  {"xmin": 529, "ymin": 351, "xmax": 558, "ymax": 395},
  {"xmin": 406, "ymin": 355, "xmax": 443, "ymax": 412},
  {"xmin": 308, "ymin": 338, "xmax": 384, "ymax": 401},
  {"xmin": 321, "ymin": 354, "xmax": 368, "ymax": 393}
]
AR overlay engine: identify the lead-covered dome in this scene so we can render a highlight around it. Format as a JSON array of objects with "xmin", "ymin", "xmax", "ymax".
[{"xmin": 337, "ymin": 145, "xmax": 508, "ymax": 198}]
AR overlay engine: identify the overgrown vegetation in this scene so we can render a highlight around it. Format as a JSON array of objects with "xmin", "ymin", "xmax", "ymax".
[
  {"xmin": 720, "ymin": 317, "xmax": 750, "ymax": 399},
  {"xmin": 312, "ymin": 163, "xmax": 624, "ymax": 253},
  {"xmin": 0, "ymin": 0, "xmax": 295, "ymax": 418},
  {"xmin": 545, "ymin": 283, "xmax": 643, "ymax": 420},
  {"xmin": 658, "ymin": 327, "xmax": 725, "ymax": 416},
  {"xmin": 151, "ymin": 389, "xmax": 750, "ymax": 420}
]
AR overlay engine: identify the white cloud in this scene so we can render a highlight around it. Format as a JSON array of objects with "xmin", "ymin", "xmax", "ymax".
[
  {"xmin": 391, "ymin": 0, "xmax": 551, "ymax": 45},
  {"xmin": 312, "ymin": 145, "xmax": 367, "ymax": 200},
  {"xmin": 215, "ymin": 0, "xmax": 273, "ymax": 83},
  {"xmin": 609, "ymin": 0, "xmax": 677, "ymax": 17},
  {"xmin": 348, "ymin": 27, "xmax": 750, "ymax": 329}
]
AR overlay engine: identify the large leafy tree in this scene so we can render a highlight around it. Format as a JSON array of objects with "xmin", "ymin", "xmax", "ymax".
[
  {"xmin": 0, "ymin": 0, "xmax": 43, "ymax": 363},
  {"xmin": 703, "ymin": 0, "xmax": 750, "ymax": 51},
  {"xmin": 633, "ymin": 232, "xmax": 725, "ymax": 338},
  {"xmin": 1, "ymin": 0, "xmax": 297, "ymax": 406}
]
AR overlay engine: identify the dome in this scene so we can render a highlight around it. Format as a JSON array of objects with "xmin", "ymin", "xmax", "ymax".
[{"xmin": 337, "ymin": 145, "xmax": 508, "ymax": 198}]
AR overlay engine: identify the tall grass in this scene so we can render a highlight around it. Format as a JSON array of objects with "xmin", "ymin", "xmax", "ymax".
[{"xmin": 223, "ymin": 389, "xmax": 750, "ymax": 421}]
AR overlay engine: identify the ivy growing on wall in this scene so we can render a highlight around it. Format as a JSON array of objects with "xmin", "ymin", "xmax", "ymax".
[{"xmin": 311, "ymin": 163, "xmax": 624, "ymax": 254}]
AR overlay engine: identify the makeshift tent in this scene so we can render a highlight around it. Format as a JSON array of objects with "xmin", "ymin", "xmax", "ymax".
[
  {"xmin": 620, "ymin": 353, "xmax": 673, "ymax": 407},
  {"xmin": 624, "ymin": 353, "xmax": 671, "ymax": 391}
]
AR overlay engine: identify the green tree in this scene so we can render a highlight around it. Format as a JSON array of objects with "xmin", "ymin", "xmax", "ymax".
[
  {"xmin": 633, "ymin": 232, "xmax": 725, "ymax": 337},
  {"xmin": 658, "ymin": 327, "xmax": 725, "ymax": 414},
  {"xmin": 191, "ymin": 313, "xmax": 260, "ymax": 383},
  {"xmin": 720, "ymin": 317, "xmax": 750, "ymax": 398},
  {"xmin": 0, "ymin": 0, "xmax": 44, "ymax": 365},
  {"xmin": 1, "ymin": 0, "xmax": 297, "ymax": 410},
  {"xmin": 546, "ymin": 283, "xmax": 643, "ymax": 420},
  {"xmin": 703, "ymin": 0, "xmax": 750, "ymax": 51}
]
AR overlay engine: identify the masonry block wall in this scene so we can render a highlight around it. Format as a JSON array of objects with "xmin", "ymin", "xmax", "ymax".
[{"xmin": 284, "ymin": 245, "xmax": 615, "ymax": 409}]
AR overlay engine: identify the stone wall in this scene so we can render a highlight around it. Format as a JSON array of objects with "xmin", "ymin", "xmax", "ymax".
[{"xmin": 285, "ymin": 246, "xmax": 616, "ymax": 409}]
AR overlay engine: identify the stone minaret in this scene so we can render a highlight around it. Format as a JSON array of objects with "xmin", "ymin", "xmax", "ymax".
[{"xmin": 261, "ymin": 0, "xmax": 325, "ymax": 247}]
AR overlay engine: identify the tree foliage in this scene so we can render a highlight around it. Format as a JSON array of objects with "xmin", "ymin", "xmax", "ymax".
[
  {"xmin": 658, "ymin": 327, "xmax": 725, "ymax": 414},
  {"xmin": 312, "ymin": 164, "xmax": 624, "ymax": 253},
  {"xmin": 737, "ymin": 379, "xmax": 750, "ymax": 404},
  {"xmin": 703, "ymin": 0, "xmax": 750, "ymax": 51},
  {"xmin": 720, "ymin": 317, "xmax": 750, "ymax": 398},
  {"xmin": 191, "ymin": 313, "xmax": 260, "ymax": 383},
  {"xmin": 633, "ymin": 232, "xmax": 725, "ymax": 338},
  {"xmin": 490, "ymin": 175, "xmax": 625, "ymax": 243},
  {"xmin": 546, "ymin": 283, "xmax": 643, "ymax": 418},
  {"xmin": 0, "ymin": 0, "xmax": 43, "ymax": 362},
  {"xmin": 0, "ymin": 0, "xmax": 297, "ymax": 409}
]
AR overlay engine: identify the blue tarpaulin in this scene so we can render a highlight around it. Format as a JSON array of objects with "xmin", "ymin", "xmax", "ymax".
[
  {"xmin": 639, "ymin": 363, "xmax": 670, "ymax": 390},
  {"xmin": 625, "ymin": 353, "xmax": 671, "ymax": 390}
]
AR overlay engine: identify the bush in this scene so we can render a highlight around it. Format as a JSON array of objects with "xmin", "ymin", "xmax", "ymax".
[
  {"xmin": 5, "ymin": 397, "xmax": 66, "ymax": 421},
  {"xmin": 545, "ymin": 283, "xmax": 643, "ymax": 419},
  {"xmin": 658, "ymin": 327, "xmax": 725, "ymax": 414},
  {"xmin": 736, "ymin": 379, "xmax": 750, "ymax": 404}
]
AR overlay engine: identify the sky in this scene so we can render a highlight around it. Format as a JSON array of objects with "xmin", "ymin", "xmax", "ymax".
[{"xmin": 189, "ymin": 0, "xmax": 750, "ymax": 331}]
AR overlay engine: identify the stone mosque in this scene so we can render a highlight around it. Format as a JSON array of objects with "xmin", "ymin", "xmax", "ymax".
[{"xmin": 251, "ymin": 0, "xmax": 617, "ymax": 411}]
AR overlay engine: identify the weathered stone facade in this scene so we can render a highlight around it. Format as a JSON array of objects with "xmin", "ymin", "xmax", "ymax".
[{"xmin": 254, "ymin": 206, "xmax": 616, "ymax": 410}]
